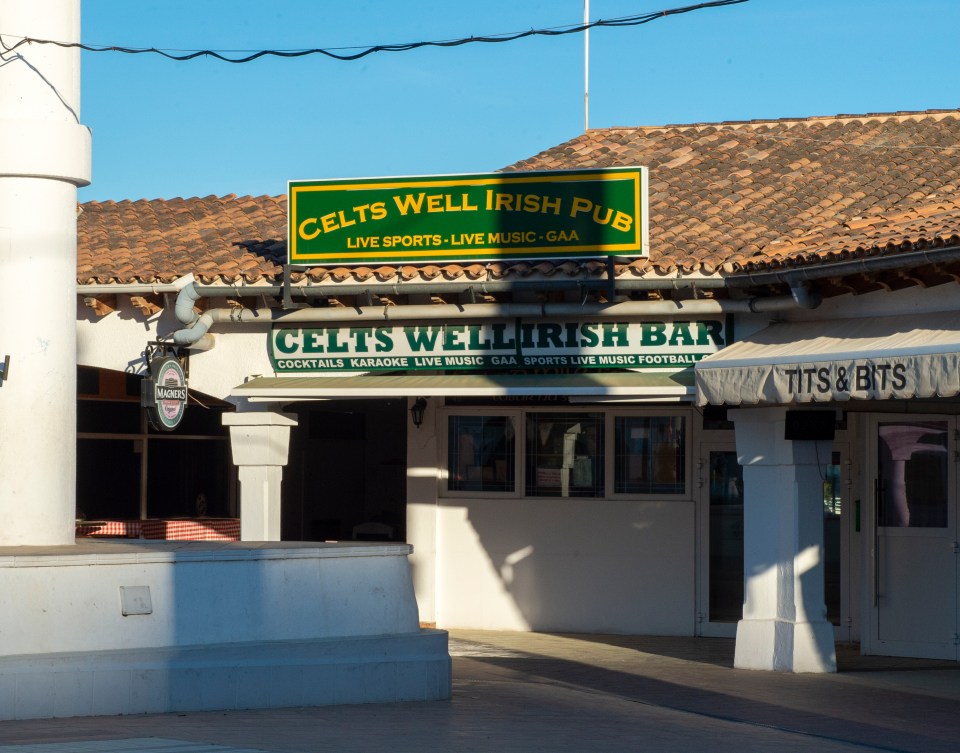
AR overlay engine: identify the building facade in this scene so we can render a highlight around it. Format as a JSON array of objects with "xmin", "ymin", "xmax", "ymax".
[{"xmin": 76, "ymin": 109, "xmax": 960, "ymax": 669}]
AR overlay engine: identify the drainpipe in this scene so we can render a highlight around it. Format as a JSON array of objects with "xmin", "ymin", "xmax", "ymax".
[
  {"xmin": 174, "ymin": 278, "xmax": 204, "ymax": 329},
  {"xmin": 748, "ymin": 281, "xmax": 821, "ymax": 312},
  {"xmin": 172, "ymin": 281, "xmax": 216, "ymax": 349}
]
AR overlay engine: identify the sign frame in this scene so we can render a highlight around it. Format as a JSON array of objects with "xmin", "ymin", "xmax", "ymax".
[
  {"xmin": 141, "ymin": 347, "xmax": 188, "ymax": 431},
  {"xmin": 288, "ymin": 167, "xmax": 648, "ymax": 266},
  {"xmin": 268, "ymin": 317, "xmax": 727, "ymax": 374}
]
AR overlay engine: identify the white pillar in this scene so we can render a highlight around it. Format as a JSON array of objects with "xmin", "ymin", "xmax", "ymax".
[
  {"xmin": 223, "ymin": 411, "xmax": 297, "ymax": 541},
  {"xmin": 406, "ymin": 396, "xmax": 438, "ymax": 625},
  {"xmin": 732, "ymin": 407, "xmax": 837, "ymax": 673},
  {"xmin": 0, "ymin": 0, "xmax": 91, "ymax": 545}
]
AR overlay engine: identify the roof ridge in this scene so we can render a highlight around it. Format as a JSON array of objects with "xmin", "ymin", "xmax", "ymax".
[
  {"xmin": 80, "ymin": 193, "xmax": 286, "ymax": 207},
  {"xmin": 593, "ymin": 108, "xmax": 960, "ymax": 134}
]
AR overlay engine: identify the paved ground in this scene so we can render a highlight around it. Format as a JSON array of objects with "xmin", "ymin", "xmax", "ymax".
[{"xmin": 0, "ymin": 630, "xmax": 957, "ymax": 752}]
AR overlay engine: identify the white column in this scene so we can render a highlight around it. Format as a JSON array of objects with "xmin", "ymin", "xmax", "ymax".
[
  {"xmin": 223, "ymin": 411, "xmax": 297, "ymax": 541},
  {"xmin": 732, "ymin": 407, "xmax": 837, "ymax": 673},
  {"xmin": 406, "ymin": 396, "xmax": 438, "ymax": 624},
  {"xmin": 0, "ymin": 0, "xmax": 91, "ymax": 545}
]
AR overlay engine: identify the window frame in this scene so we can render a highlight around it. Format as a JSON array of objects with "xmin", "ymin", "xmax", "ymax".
[
  {"xmin": 608, "ymin": 411, "xmax": 690, "ymax": 498},
  {"xmin": 524, "ymin": 409, "xmax": 606, "ymax": 499},
  {"xmin": 438, "ymin": 405, "xmax": 693, "ymax": 500},
  {"xmin": 439, "ymin": 407, "xmax": 523, "ymax": 499}
]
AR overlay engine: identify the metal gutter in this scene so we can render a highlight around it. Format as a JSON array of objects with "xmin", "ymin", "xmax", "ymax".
[
  {"xmin": 170, "ymin": 282, "xmax": 819, "ymax": 348},
  {"xmin": 78, "ymin": 274, "xmax": 728, "ymax": 301},
  {"xmin": 79, "ymin": 268, "xmax": 823, "ymax": 350},
  {"xmin": 724, "ymin": 244, "xmax": 960, "ymax": 288},
  {"xmin": 278, "ymin": 276, "xmax": 732, "ymax": 297},
  {"xmin": 77, "ymin": 273, "xmax": 196, "ymax": 296}
]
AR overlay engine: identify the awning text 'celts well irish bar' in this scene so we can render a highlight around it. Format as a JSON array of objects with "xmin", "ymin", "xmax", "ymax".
[{"xmin": 270, "ymin": 318, "xmax": 726, "ymax": 373}]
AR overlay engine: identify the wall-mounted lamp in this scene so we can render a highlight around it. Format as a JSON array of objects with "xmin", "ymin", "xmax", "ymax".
[
  {"xmin": 0, "ymin": 354, "xmax": 9, "ymax": 386},
  {"xmin": 410, "ymin": 397, "xmax": 428, "ymax": 429}
]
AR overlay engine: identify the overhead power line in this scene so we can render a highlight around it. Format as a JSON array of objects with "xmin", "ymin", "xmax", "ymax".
[{"xmin": 0, "ymin": 1, "xmax": 747, "ymax": 64}]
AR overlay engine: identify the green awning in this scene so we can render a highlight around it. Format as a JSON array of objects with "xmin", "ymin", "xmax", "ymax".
[{"xmin": 231, "ymin": 371, "xmax": 694, "ymax": 402}]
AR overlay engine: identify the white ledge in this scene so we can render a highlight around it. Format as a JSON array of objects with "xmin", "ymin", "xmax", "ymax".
[{"xmin": 0, "ymin": 539, "xmax": 413, "ymax": 568}]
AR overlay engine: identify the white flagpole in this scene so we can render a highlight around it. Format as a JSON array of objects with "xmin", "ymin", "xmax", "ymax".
[{"xmin": 584, "ymin": 0, "xmax": 590, "ymax": 132}]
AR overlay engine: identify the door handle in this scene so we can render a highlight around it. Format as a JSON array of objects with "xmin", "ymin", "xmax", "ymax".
[{"xmin": 874, "ymin": 478, "xmax": 881, "ymax": 607}]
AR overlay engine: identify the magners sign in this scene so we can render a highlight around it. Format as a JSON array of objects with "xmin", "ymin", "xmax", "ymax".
[
  {"xmin": 141, "ymin": 355, "xmax": 188, "ymax": 431},
  {"xmin": 288, "ymin": 168, "xmax": 648, "ymax": 265}
]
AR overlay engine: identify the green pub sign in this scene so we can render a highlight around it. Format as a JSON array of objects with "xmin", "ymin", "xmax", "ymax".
[
  {"xmin": 270, "ymin": 318, "xmax": 726, "ymax": 373},
  {"xmin": 288, "ymin": 168, "xmax": 648, "ymax": 265}
]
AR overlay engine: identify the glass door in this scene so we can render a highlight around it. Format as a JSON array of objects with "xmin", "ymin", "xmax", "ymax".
[
  {"xmin": 866, "ymin": 416, "xmax": 958, "ymax": 660},
  {"xmin": 823, "ymin": 443, "xmax": 854, "ymax": 642},
  {"xmin": 697, "ymin": 440, "xmax": 852, "ymax": 639},
  {"xmin": 697, "ymin": 443, "xmax": 743, "ymax": 636}
]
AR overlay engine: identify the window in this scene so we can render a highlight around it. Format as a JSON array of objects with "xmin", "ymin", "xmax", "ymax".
[
  {"xmin": 443, "ymin": 408, "xmax": 689, "ymax": 498},
  {"xmin": 525, "ymin": 413, "xmax": 604, "ymax": 497},
  {"xmin": 447, "ymin": 415, "xmax": 515, "ymax": 493},
  {"xmin": 878, "ymin": 421, "xmax": 948, "ymax": 528},
  {"xmin": 614, "ymin": 416, "xmax": 686, "ymax": 494}
]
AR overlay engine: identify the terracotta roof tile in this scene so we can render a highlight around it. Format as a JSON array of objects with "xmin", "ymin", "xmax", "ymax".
[{"xmin": 77, "ymin": 109, "xmax": 960, "ymax": 287}]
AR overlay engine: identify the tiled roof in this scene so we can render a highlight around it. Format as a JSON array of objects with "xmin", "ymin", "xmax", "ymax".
[
  {"xmin": 78, "ymin": 194, "xmax": 287, "ymax": 285},
  {"xmin": 78, "ymin": 109, "xmax": 960, "ymax": 288}
]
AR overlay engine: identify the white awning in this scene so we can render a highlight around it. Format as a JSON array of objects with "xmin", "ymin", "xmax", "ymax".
[
  {"xmin": 695, "ymin": 311, "xmax": 960, "ymax": 406},
  {"xmin": 231, "ymin": 371, "xmax": 694, "ymax": 402}
]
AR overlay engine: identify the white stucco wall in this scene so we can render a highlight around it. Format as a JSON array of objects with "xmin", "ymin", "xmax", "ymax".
[
  {"xmin": 76, "ymin": 298, "xmax": 274, "ymax": 400},
  {"xmin": 789, "ymin": 281, "xmax": 960, "ymax": 322},
  {"xmin": 0, "ymin": 542, "xmax": 451, "ymax": 720},
  {"xmin": 406, "ymin": 402, "xmax": 697, "ymax": 635},
  {"xmin": 407, "ymin": 398, "xmax": 440, "ymax": 624},
  {"xmin": 431, "ymin": 497, "xmax": 694, "ymax": 634},
  {"xmin": 406, "ymin": 397, "xmax": 696, "ymax": 635},
  {"xmin": 77, "ymin": 298, "xmax": 163, "ymax": 373},
  {"xmin": 85, "ymin": 291, "xmax": 934, "ymax": 642},
  {"xmin": 0, "ymin": 542, "xmax": 420, "ymax": 655}
]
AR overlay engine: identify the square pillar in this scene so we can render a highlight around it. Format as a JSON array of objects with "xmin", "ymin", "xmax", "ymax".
[
  {"xmin": 406, "ymin": 396, "xmax": 438, "ymax": 625},
  {"xmin": 732, "ymin": 407, "xmax": 836, "ymax": 673},
  {"xmin": 223, "ymin": 411, "xmax": 298, "ymax": 541}
]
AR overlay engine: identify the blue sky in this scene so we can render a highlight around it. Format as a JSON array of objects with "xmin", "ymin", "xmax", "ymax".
[{"xmin": 77, "ymin": 0, "xmax": 959, "ymax": 202}]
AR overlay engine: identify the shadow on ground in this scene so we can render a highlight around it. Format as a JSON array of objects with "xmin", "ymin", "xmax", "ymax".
[{"xmin": 450, "ymin": 632, "xmax": 960, "ymax": 753}]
